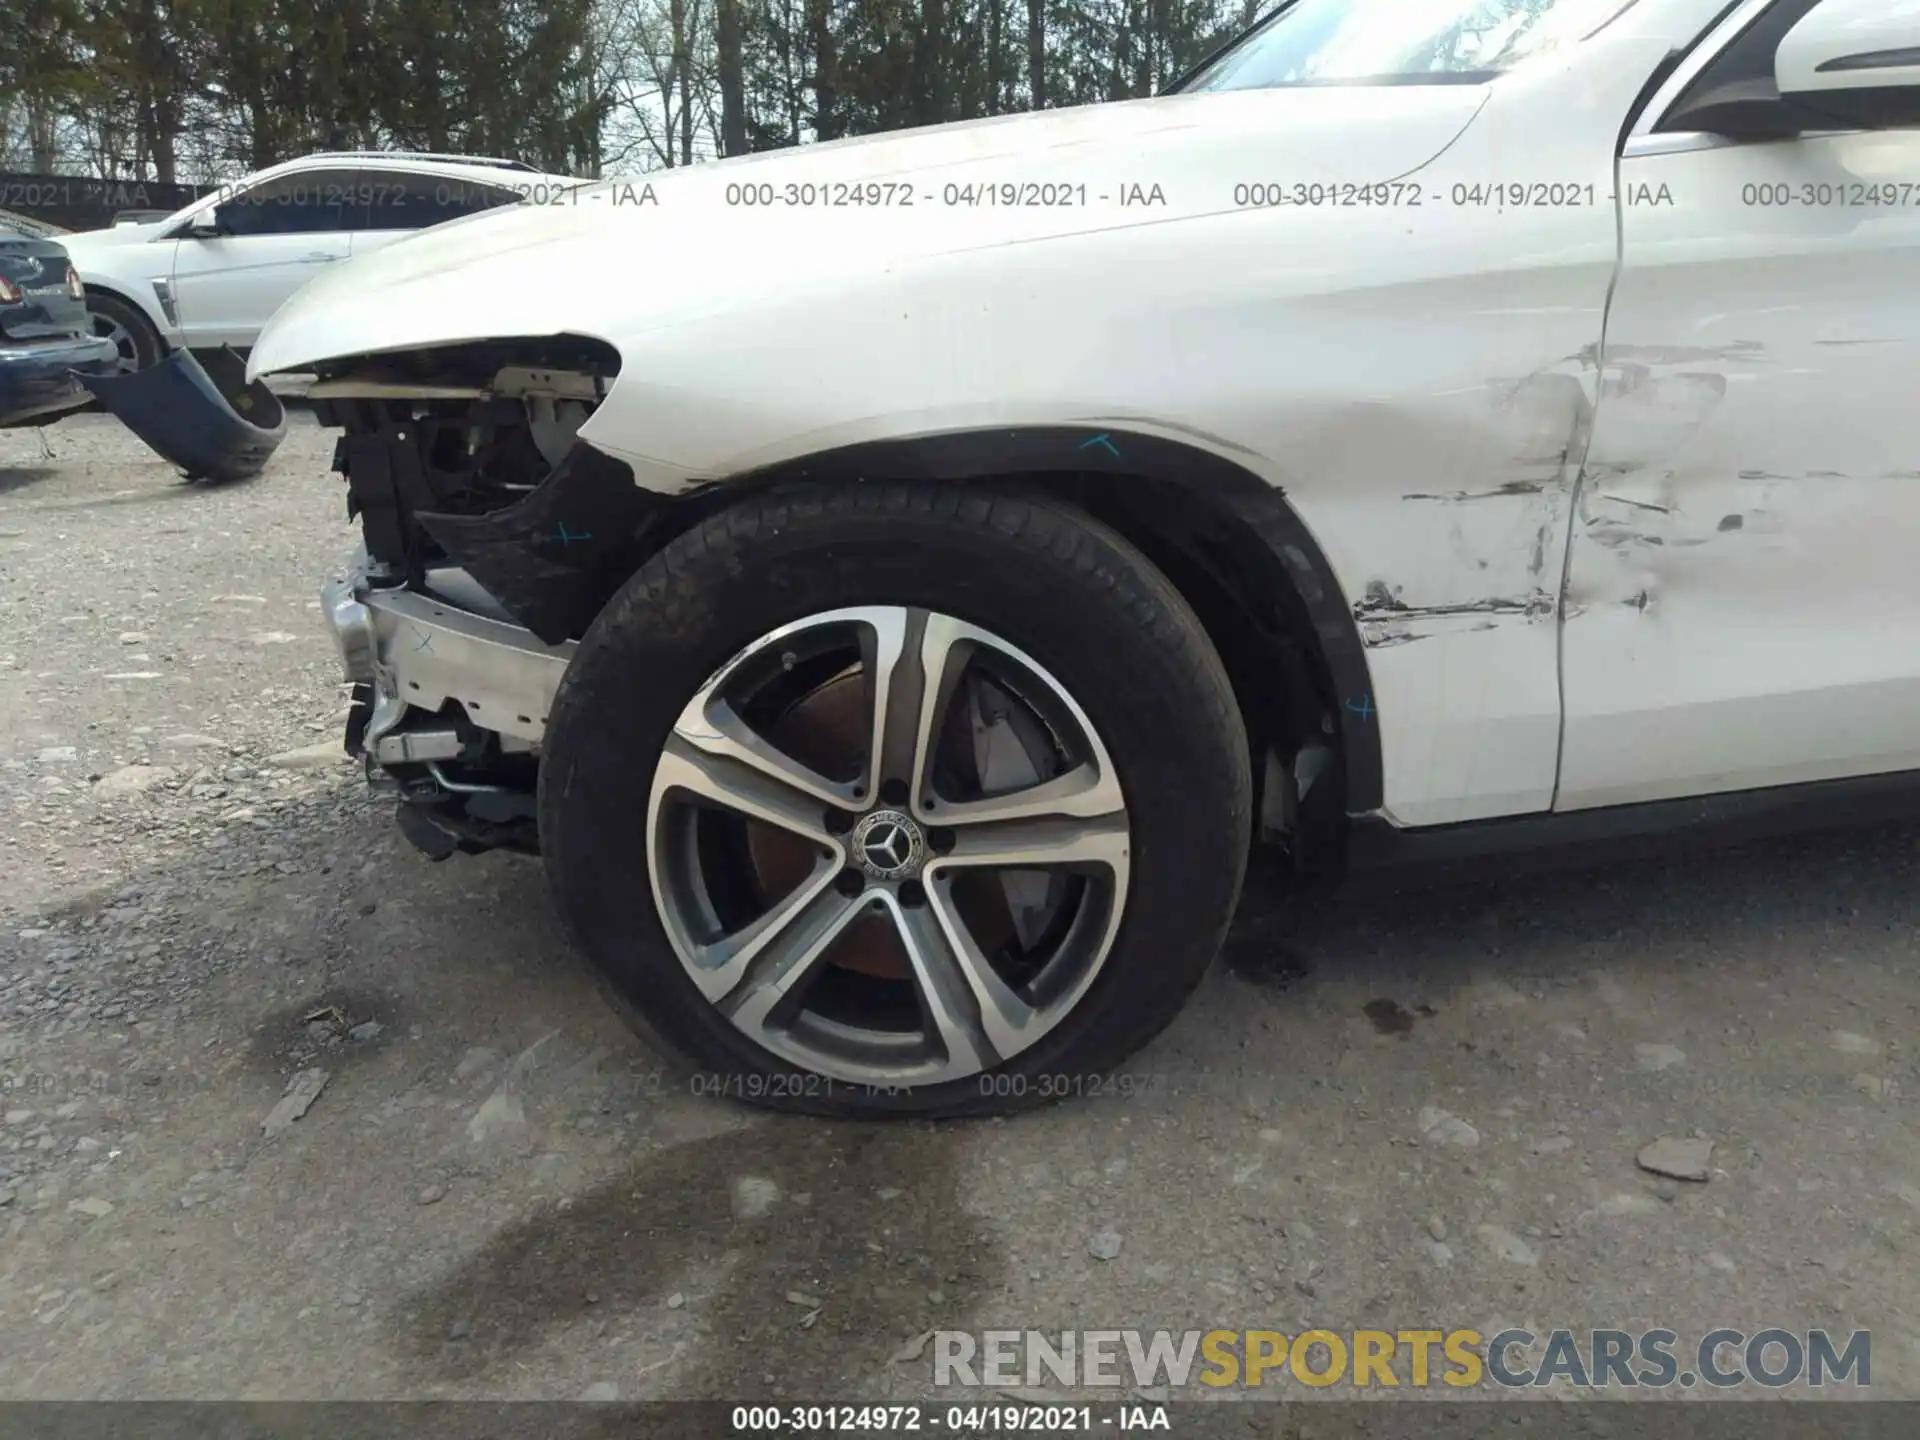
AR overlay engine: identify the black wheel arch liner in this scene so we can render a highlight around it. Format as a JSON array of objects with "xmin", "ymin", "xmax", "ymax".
[{"xmin": 701, "ymin": 425, "xmax": 1384, "ymax": 815}]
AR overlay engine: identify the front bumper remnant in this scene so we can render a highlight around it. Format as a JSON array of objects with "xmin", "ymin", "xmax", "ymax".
[{"xmin": 322, "ymin": 550, "xmax": 575, "ymax": 856}]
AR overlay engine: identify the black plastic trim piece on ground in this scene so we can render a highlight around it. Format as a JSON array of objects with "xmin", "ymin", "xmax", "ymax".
[
  {"xmin": 393, "ymin": 788, "xmax": 540, "ymax": 860},
  {"xmin": 394, "ymin": 802, "xmax": 462, "ymax": 861},
  {"xmin": 1347, "ymin": 768, "xmax": 1920, "ymax": 880}
]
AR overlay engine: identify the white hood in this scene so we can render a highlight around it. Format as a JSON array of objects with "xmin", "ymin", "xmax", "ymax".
[{"xmin": 248, "ymin": 86, "xmax": 1487, "ymax": 379}]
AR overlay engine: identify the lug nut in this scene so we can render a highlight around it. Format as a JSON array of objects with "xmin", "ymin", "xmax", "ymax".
[
  {"xmin": 834, "ymin": 869, "xmax": 866, "ymax": 897},
  {"xmin": 898, "ymin": 879, "xmax": 928, "ymax": 908},
  {"xmin": 879, "ymin": 779, "xmax": 909, "ymax": 807}
]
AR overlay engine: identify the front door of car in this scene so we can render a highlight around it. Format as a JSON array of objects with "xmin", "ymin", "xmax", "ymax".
[
  {"xmin": 168, "ymin": 168, "xmax": 360, "ymax": 349},
  {"xmin": 1557, "ymin": 0, "xmax": 1920, "ymax": 809}
]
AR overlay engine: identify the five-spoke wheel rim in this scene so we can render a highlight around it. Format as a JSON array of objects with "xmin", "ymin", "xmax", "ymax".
[{"xmin": 646, "ymin": 605, "xmax": 1131, "ymax": 1088}]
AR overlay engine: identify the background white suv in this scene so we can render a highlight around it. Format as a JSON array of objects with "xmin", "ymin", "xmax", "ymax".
[{"xmin": 61, "ymin": 151, "xmax": 580, "ymax": 373}]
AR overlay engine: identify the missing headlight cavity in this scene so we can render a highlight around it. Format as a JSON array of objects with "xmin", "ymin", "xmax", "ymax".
[{"xmin": 313, "ymin": 337, "xmax": 669, "ymax": 640}]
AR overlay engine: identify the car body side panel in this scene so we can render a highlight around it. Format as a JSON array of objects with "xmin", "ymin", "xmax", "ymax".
[
  {"xmin": 249, "ymin": 4, "xmax": 1735, "ymax": 828},
  {"xmin": 347, "ymin": 229, "xmax": 411, "ymax": 264},
  {"xmin": 56, "ymin": 221, "xmax": 182, "ymax": 345},
  {"xmin": 578, "ymin": 42, "xmax": 1662, "ymax": 826},
  {"xmin": 170, "ymin": 231, "xmax": 352, "ymax": 349},
  {"xmin": 87, "ymin": 252, "xmax": 180, "ymax": 346},
  {"xmin": 592, "ymin": 193, "xmax": 1611, "ymax": 825}
]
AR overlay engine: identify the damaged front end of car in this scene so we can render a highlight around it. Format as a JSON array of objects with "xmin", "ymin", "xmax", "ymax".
[{"xmin": 311, "ymin": 335, "xmax": 668, "ymax": 859}]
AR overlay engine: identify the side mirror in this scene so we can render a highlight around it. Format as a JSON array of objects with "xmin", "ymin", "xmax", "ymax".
[
  {"xmin": 1663, "ymin": 76, "xmax": 1810, "ymax": 143},
  {"xmin": 181, "ymin": 211, "xmax": 225, "ymax": 238},
  {"xmin": 1775, "ymin": 0, "xmax": 1920, "ymax": 129}
]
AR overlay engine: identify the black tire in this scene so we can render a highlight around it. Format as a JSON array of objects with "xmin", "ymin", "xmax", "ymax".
[
  {"xmin": 86, "ymin": 290, "xmax": 164, "ymax": 374},
  {"xmin": 538, "ymin": 480, "xmax": 1253, "ymax": 1117}
]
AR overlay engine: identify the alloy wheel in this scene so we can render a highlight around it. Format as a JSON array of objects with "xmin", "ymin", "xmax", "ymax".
[{"xmin": 645, "ymin": 605, "xmax": 1132, "ymax": 1089}]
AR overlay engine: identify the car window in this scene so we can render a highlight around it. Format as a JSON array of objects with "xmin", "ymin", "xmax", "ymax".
[
  {"xmin": 1176, "ymin": 0, "xmax": 1641, "ymax": 92},
  {"xmin": 1653, "ymin": 0, "xmax": 1822, "ymax": 132},
  {"xmin": 216, "ymin": 169, "xmax": 361, "ymax": 237},
  {"xmin": 356, "ymin": 169, "xmax": 524, "ymax": 232}
]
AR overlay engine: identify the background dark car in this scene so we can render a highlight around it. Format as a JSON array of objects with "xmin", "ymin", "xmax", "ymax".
[{"xmin": 0, "ymin": 218, "xmax": 118, "ymax": 426}]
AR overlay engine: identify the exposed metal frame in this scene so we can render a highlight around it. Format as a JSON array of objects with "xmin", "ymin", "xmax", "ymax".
[
  {"xmin": 366, "ymin": 587, "xmax": 575, "ymax": 745},
  {"xmin": 322, "ymin": 555, "xmax": 576, "ymax": 750},
  {"xmin": 306, "ymin": 365, "xmax": 602, "ymax": 404}
]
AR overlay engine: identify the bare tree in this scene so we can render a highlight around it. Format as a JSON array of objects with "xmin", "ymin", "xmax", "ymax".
[
  {"xmin": 1026, "ymin": 0, "xmax": 1046, "ymax": 109},
  {"xmin": 2, "ymin": 0, "xmax": 1251, "ymax": 183},
  {"xmin": 715, "ymin": 0, "xmax": 747, "ymax": 154}
]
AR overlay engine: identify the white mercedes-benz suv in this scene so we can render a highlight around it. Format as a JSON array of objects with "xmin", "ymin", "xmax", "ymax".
[{"xmin": 245, "ymin": 0, "xmax": 1920, "ymax": 1117}]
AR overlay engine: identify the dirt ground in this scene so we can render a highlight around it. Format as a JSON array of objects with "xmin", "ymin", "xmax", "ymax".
[{"xmin": 1, "ymin": 410, "xmax": 1917, "ymax": 1405}]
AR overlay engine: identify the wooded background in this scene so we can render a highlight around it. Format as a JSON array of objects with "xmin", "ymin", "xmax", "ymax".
[{"xmin": 0, "ymin": 0, "xmax": 1262, "ymax": 182}]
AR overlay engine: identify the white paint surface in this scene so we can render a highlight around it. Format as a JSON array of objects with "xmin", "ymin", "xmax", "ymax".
[{"xmin": 247, "ymin": 0, "xmax": 1920, "ymax": 827}]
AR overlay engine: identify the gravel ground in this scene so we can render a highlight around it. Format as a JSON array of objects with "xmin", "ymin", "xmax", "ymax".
[{"xmin": 2, "ymin": 411, "xmax": 1918, "ymax": 1404}]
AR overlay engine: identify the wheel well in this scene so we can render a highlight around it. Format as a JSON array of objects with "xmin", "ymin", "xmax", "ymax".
[
  {"xmin": 639, "ymin": 439, "xmax": 1378, "ymax": 874},
  {"xmin": 1011, "ymin": 472, "xmax": 1354, "ymax": 873},
  {"xmin": 82, "ymin": 283, "xmax": 165, "ymax": 338}
]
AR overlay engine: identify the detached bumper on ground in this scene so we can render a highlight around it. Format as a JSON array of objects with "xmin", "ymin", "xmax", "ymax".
[
  {"xmin": 321, "ymin": 548, "xmax": 575, "ymax": 856},
  {"xmin": 85, "ymin": 346, "xmax": 286, "ymax": 482}
]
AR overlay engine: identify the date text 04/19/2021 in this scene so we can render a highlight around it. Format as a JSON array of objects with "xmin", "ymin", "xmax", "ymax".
[
  {"xmin": 1225, "ymin": 180, "xmax": 1680, "ymax": 209},
  {"xmin": 728, "ymin": 1403, "xmax": 1172, "ymax": 1432},
  {"xmin": 686, "ymin": 1071, "xmax": 1169, "ymax": 1102},
  {"xmin": 718, "ymin": 180, "xmax": 1169, "ymax": 208}
]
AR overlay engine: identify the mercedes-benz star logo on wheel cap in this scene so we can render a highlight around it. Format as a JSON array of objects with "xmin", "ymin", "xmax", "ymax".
[{"xmin": 851, "ymin": 809, "xmax": 926, "ymax": 880}]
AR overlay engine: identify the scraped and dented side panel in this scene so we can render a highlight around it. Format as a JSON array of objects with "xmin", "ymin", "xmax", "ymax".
[
  {"xmin": 580, "ymin": 37, "xmax": 1676, "ymax": 827},
  {"xmin": 1559, "ymin": 130, "xmax": 1920, "ymax": 809},
  {"xmin": 1322, "ymin": 338, "xmax": 1594, "ymax": 826},
  {"xmin": 1264, "ymin": 48, "xmax": 1653, "ymax": 826}
]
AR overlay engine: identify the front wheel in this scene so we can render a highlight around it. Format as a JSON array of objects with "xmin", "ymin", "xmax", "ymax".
[{"xmin": 538, "ymin": 480, "xmax": 1252, "ymax": 1116}]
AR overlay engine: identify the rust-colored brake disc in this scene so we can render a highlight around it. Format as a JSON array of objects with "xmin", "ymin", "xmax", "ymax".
[{"xmin": 743, "ymin": 670, "xmax": 1016, "ymax": 981}]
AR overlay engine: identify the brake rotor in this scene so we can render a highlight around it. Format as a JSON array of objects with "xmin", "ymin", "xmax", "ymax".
[{"xmin": 743, "ymin": 668, "xmax": 1022, "ymax": 981}]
